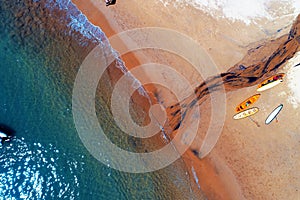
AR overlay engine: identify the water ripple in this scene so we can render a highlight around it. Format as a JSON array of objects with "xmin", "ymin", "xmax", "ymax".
[{"xmin": 0, "ymin": 138, "xmax": 83, "ymax": 199}]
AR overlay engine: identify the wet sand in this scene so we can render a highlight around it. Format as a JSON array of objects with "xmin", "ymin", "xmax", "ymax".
[
  {"xmin": 72, "ymin": 0, "xmax": 240, "ymax": 199},
  {"xmin": 72, "ymin": 0, "xmax": 300, "ymax": 199}
]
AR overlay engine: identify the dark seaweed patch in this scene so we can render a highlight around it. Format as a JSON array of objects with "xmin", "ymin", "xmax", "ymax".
[
  {"xmin": 191, "ymin": 149, "xmax": 199, "ymax": 156},
  {"xmin": 173, "ymin": 121, "xmax": 181, "ymax": 131},
  {"xmin": 247, "ymin": 76, "xmax": 258, "ymax": 83},
  {"xmin": 171, "ymin": 109, "xmax": 180, "ymax": 116}
]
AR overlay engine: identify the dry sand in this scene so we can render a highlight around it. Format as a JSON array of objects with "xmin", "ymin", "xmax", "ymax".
[{"xmin": 72, "ymin": 0, "xmax": 300, "ymax": 199}]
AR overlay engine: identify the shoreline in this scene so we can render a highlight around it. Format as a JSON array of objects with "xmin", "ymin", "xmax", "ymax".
[
  {"xmin": 72, "ymin": 0, "xmax": 243, "ymax": 199},
  {"xmin": 71, "ymin": 0, "xmax": 300, "ymax": 199},
  {"xmin": 3, "ymin": 0, "xmax": 299, "ymax": 198}
]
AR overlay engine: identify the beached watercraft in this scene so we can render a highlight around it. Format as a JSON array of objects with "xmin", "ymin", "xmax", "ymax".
[
  {"xmin": 236, "ymin": 94, "xmax": 261, "ymax": 112},
  {"xmin": 0, "ymin": 131, "xmax": 7, "ymax": 138},
  {"xmin": 233, "ymin": 107, "xmax": 259, "ymax": 120},
  {"xmin": 265, "ymin": 104, "xmax": 283, "ymax": 125},
  {"xmin": 257, "ymin": 73, "xmax": 285, "ymax": 92},
  {"xmin": 0, "ymin": 131, "xmax": 9, "ymax": 143},
  {"xmin": 0, "ymin": 124, "xmax": 14, "ymax": 143}
]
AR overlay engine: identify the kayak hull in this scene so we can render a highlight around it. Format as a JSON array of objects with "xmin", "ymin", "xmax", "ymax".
[
  {"xmin": 233, "ymin": 107, "xmax": 259, "ymax": 120},
  {"xmin": 236, "ymin": 94, "xmax": 261, "ymax": 112},
  {"xmin": 257, "ymin": 73, "xmax": 285, "ymax": 92},
  {"xmin": 0, "ymin": 131, "xmax": 8, "ymax": 138}
]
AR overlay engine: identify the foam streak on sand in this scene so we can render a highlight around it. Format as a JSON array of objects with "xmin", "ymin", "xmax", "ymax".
[
  {"xmin": 191, "ymin": 166, "xmax": 201, "ymax": 189},
  {"xmin": 159, "ymin": 0, "xmax": 300, "ymax": 25}
]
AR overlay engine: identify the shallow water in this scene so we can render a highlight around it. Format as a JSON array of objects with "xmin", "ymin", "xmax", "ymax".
[{"xmin": 0, "ymin": 0, "xmax": 198, "ymax": 199}]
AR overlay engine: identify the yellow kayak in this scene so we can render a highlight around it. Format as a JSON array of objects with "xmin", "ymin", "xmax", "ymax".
[
  {"xmin": 236, "ymin": 94, "xmax": 261, "ymax": 112},
  {"xmin": 233, "ymin": 107, "xmax": 259, "ymax": 120},
  {"xmin": 257, "ymin": 73, "xmax": 285, "ymax": 92}
]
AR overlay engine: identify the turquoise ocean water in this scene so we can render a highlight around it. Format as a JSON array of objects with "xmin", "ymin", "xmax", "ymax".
[{"xmin": 0, "ymin": 0, "xmax": 200, "ymax": 199}]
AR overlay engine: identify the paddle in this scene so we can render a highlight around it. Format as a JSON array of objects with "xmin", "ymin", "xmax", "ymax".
[{"xmin": 248, "ymin": 116, "xmax": 260, "ymax": 127}]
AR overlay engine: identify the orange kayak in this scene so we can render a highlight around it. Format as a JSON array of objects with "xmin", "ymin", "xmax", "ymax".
[{"xmin": 236, "ymin": 94, "xmax": 261, "ymax": 112}]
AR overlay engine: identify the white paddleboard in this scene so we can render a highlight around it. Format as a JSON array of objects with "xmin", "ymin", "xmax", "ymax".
[{"xmin": 265, "ymin": 104, "xmax": 283, "ymax": 125}]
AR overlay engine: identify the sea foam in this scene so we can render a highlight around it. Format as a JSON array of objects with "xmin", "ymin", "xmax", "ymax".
[
  {"xmin": 285, "ymin": 52, "xmax": 300, "ymax": 108},
  {"xmin": 158, "ymin": 0, "xmax": 300, "ymax": 25}
]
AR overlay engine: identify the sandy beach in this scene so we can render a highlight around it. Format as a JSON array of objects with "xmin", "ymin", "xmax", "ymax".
[{"xmin": 72, "ymin": 0, "xmax": 300, "ymax": 199}]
